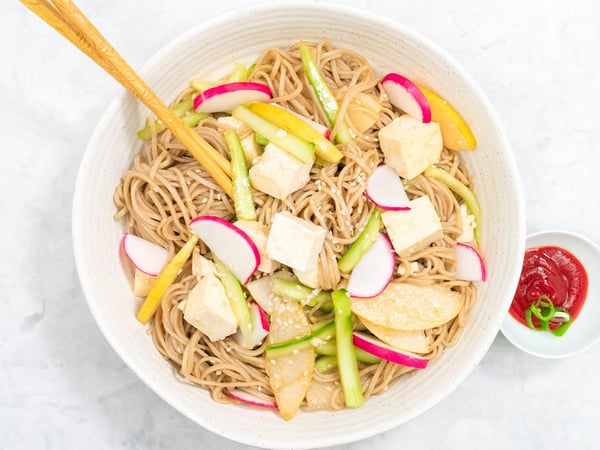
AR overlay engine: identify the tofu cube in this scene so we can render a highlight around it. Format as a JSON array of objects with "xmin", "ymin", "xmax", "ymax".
[
  {"xmin": 192, "ymin": 253, "xmax": 216, "ymax": 280},
  {"xmin": 249, "ymin": 143, "xmax": 313, "ymax": 199},
  {"xmin": 183, "ymin": 273, "xmax": 238, "ymax": 341},
  {"xmin": 239, "ymin": 134, "xmax": 262, "ymax": 166},
  {"xmin": 378, "ymin": 115, "xmax": 443, "ymax": 180},
  {"xmin": 266, "ymin": 212, "xmax": 327, "ymax": 272},
  {"xmin": 293, "ymin": 266, "xmax": 320, "ymax": 290},
  {"xmin": 234, "ymin": 220, "xmax": 279, "ymax": 273},
  {"xmin": 382, "ymin": 195, "xmax": 443, "ymax": 257},
  {"xmin": 347, "ymin": 93, "xmax": 383, "ymax": 134},
  {"xmin": 456, "ymin": 203, "xmax": 476, "ymax": 243},
  {"xmin": 217, "ymin": 116, "xmax": 262, "ymax": 166},
  {"xmin": 133, "ymin": 269, "xmax": 156, "ymax": 297}
]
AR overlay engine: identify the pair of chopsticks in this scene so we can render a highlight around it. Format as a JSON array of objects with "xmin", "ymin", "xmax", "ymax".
[{"xmin": 20, "ymin": 0, "xmax": 233, "ymax": 197}]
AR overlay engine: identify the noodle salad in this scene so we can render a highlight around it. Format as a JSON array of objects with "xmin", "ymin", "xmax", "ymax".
[{"xmin": 114, "ymin": 40, "xmax": 486, "ymax": 420}]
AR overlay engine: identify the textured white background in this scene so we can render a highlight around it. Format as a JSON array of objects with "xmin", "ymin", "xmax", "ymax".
[{"xmin": 2, "ymin": 0, "xmax": 600, "ymax": 449}]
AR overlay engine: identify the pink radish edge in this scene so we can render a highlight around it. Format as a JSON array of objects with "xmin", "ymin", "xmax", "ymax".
[
  {"xmin": 456, "ymin": 242, "xmax": 487, "ymax": 282},
  {"xmin": 226, "ymin": 388, "xmax": 278, "ymax": 409},
  {"xmin": 365, "ymin": 164, "xmax": 411, "ymax": 211},
  {"xmin": 193, "ymin": 82, "xmax": 272, "ymax": 113},
  {"xmin": 189, "ymin": 215, "xmax": 260, "ymax": 284},
  {"xmin": 120, "ymin": 233, "xmax": 169, "ymax": 276},
  {"xmin": 347, "ymin": 232, "xmax": 396, "ymax": 298},
  {"xmin": 382, "ymin": 73, "xmax": 431, "ymax": 123},
  {"xmin": 353, "ymin": 331, "xmax": 429, "ymax": 369},
  {"xmin": 253, "ymin": 301, "xmax": 270, "ymax": 332}
]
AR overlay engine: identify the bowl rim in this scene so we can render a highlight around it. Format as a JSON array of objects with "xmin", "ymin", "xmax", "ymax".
[{"xmin": 72, "ymin": 1, "xmax": 525, "ymax": 447}]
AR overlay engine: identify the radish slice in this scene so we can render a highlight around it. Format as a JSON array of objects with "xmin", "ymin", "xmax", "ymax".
[
  {"xmin": 226, "ymin": 388, "xmax": 278, "ymax": 409},
  {"xmin": 120, "ymin": 233, "xmax": 169, "ymax": 276},
  {"xmin": 365, "ymin": 164, "xmax": 411, "ymax": 211},
  {"xmin": 233, "ymin": 301, "xmax": 270, "ymax": 348},
  {"xmin": 455, "ymin": 242, "xmax": 487, "ymax": 282},
  {"xmin": 189, "ymin": 215, "xmax": 260, "ymax": 284},
  {"xmin": 347, "ymin": 233, "xmax": 396, "ymax": 298},
  {"xmin": 352, "ymin": 331, "xmax": 429, "ymax": 369},
  {"xmin": 193, "ymin": 82, "xmax": 272, "ymax": 113},
  {"xmin": 382, "ymin": 73, "xmax": 431, "ymax": 123}
]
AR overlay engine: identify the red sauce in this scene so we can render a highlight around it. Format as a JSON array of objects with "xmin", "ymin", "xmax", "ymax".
[{"xmin": 510, "ymin": 245, "xmax": 588, "ymax": 329}]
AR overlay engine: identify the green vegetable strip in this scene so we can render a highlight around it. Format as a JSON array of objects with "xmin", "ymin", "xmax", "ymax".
[
  {"xmin": 137, "ymin": 96, "xmax": 208, "ymax": 140},
  {"xmin": 299, "ymin": 41, "xmax": 352, "ymax": 144},
  {"xmin": 331, "ymin": 289, "xmax": 364, "ymax": 408},
  {"xmin": 226, "ymin": 63, "xmax": 249, "ymax": 83},
  {"xmin": 316, "ymin": 341, "xmax": 381, "ymax": 364},
  {"xmin": 265, "ymin": 320, "xmax": 336, "ymax": 358},
  {"xmin": 424, "ymin": 166, "xmax": 482, "ymax": 244},
  {"xmin": 337, "ymin": 208, "xmax": 383, "ymax": 273},
  {"xmin": 232, "ymin": 105, "xmax": 315, "ymax": 163},
  {"xmin": 270, "ymin": 277, "xmax": 331, "ymax": 307},
  {"xmin": 315, "ymin": 355, "xmax": 338, "ymax": 373},
  {"xmin": 224, "ymin": 129, "xmax": 256, "ymax": 221},
  {"xmin": 214, "ymin": 258, "xmax": 253, "ymax": 347},
  {"xmin": 524, "ymin": 295, "xmax": 573, "ymax": 336}
]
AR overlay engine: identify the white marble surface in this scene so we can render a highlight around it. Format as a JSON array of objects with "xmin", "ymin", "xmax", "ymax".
[{"xmin": 2, "ymin": 0, "xmax": 600, "ymax": 448}]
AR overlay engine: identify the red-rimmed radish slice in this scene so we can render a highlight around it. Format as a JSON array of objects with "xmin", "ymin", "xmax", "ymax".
[
  {"xmin": 234, "ymin": 301, "xmax": 270, "ymax": 349},
  {"xmin": 347, "ymin": 233, "xmax": 396, "ymax": 298},
  {"xmin": 382, "ymin": 73, "xmax": 431, "ymax": 123},
  {"xmin": 193, "ymin": 82, "xmax": 272, "ymax": 113},
  {"xmin": 352, "ymin": 331, "xmax": 429, "ymax": 369},
  {"xmin": 120, "ymin": 233, "xmax": 169, "ymax": 276},
  {"xmin": 189, "ymin": 215, "xmax": 260, "ymax": 284},
  {"xmin": 365, "ymin": 164, "xmax": 411, "ymax": 211},
  {"xmin": 455, "ymin": 242, "xmax": 486, "ymax": 281},
  {"xmin": 226, "ymin": 388, "xmax": 278, "ymax": 409}
]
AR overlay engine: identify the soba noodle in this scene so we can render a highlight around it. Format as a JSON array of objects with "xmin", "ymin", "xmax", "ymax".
[{"xmin": 113, "ymin": 41, "xmax": 478, "ymax": 412}]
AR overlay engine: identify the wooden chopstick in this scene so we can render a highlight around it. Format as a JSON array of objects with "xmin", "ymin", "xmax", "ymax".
[{"xmin": 20, "ymin": 0, "xmax": 233, "ymax": 197}]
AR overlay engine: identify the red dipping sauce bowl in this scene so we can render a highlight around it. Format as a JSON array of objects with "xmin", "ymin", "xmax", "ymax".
[{"xmin": 501, "ymin": 230, "xmax": 600, "ymax": 358}]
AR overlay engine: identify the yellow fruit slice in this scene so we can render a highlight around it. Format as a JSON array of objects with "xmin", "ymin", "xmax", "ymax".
[
  {"xmin": 265, "ymin": 300, "xmax": 314, "ymax": 421},
  {"xmin": 418, "ymin": 85, "xmax": 477, "ymax": 151},
  {"xmin": 136, "ymin": 234, "xmax": 199, "ymax": 324},
  {"xmin": 359, "ymin": 317, "xmax": 430, "ymax": 354},
  {"xmin": 351, "ymin": 282, "xmax": 464, "ymax": 331},
  {"xmin": 249, "ymin": 102, "xmax": 343, "ymax": 163}
]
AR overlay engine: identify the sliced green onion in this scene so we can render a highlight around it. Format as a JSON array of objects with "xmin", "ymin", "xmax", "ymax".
[{"xmin": 524, "ymin": 295, "xmax": 573, "ymax": 336}]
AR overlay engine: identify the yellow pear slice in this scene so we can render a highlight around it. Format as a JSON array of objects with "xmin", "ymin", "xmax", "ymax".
[
  {"xmin": 418, "ymin": 85, "xmax": 477, "ymax": 151},
  {"xmin": 359, "ymin": 317, "xmax": 430, "ymax": 354},
  {"xmin": 266, "ymin": 300, "xmax": 314, "ymax": 421},
  {"xmin": 351, "ymin": 282, "xmax": 464, "ymax": 331}
]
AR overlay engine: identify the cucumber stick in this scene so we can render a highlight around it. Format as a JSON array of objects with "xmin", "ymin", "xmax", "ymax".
[
  {"xmin": 299, "ymin": 41, "xmax": 352, "ymax": 144},
  {"xmin": 224, "ymin": 129, "xmax": 256, "ymax": 221},
  {"xmin": 265, "ymin": 320, "xmax": 335, "ymax": 358},
  {"xmin": 270, "ymin": 277, "xmax": 331, "ymax": 308},
  {"xmin": 232, "ymin": 105, "xmax": 315, "ymax": 163},
  {"xmin": 332, "ymin": 289, "xmax": 364, "ymax": 408},
  {"xmin": 337, "ymin": 208, "xmax": 383, "ymax": 273},
  {"xmin": 214, "ymin": 258, "xmax": 254, "ymax": 348}
]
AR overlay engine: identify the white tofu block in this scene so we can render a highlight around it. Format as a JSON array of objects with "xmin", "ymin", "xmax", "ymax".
[
  {"xmin": 192, "ymin": 253, "xmax": 216, "ymax": 280},
  {"xmin": 217, "ymin": 115, "xmax": 245, "ymax": 130},
  {"xmin": 234, "ymin": 220, "xmax": 279, "ymax": 273},
  {"xmin": 183, "ymin": 273, "xmax": 238, "ymax": 341},
  {"xmin": 378, "ymin": 115, "xmax": 443, "ymax": 180},
  {"xmin": 456, "ymin": 203, "xmax": 476, "ymax": 243},
  {"xmin": 240, "ymin": 134, "xmax": 262, "ymax": 166},
  {"xmin": 382, "ymin": 195, "xmax": 443, "ymax": 257},
  {"xmin": 293, "ymin": 266, "xmax": 320, "ymax": 289},
  {"xmin": 266, "ymin": 212, "xmax": 327, "ymax": 272},
  {"xmin": 133, "ymin": 269, "xmax": 156, "ymax": 297},
  {"xmin": 249, "ymin": 143, "xmax": 313, "ymax": 199}
]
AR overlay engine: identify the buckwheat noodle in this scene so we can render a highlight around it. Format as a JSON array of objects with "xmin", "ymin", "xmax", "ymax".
[{"xmin": 113, "ymin": 41, "xmax": 477, "ymax": 411}]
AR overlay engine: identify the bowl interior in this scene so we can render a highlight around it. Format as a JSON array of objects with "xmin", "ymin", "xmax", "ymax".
[{"xmin": 72, "ymin": 3, "xmax": 525, "ymax": 448}]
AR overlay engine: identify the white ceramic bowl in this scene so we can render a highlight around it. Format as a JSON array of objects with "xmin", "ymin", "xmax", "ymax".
[
  {"xmin": 501, "ymin": 230, "xmax": 600, "ymax": 358},
  {"xmin": 72, "ymin": 3, "xmax": 525, "ymax": 448}
]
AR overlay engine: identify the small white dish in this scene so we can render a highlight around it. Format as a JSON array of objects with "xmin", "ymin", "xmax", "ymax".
[{"xmin": 501, "ymin": 230, "xmax": 600, "ymax": 358}]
